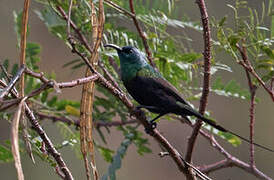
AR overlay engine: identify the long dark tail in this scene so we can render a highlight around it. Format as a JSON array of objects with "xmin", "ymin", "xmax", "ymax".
[{"xmin": 191, "ymin": 111, "xmax": 274, "ymax": 152}]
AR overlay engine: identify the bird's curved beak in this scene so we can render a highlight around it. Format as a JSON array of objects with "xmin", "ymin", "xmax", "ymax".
[{"xmin": 104, "ymin": 44, "xmax": 122, "ymax": 52}]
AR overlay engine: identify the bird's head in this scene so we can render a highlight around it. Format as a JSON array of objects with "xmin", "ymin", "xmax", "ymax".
[{"xmin": 104, "ymin": 44, "xmax": 147, "ymax": 67}]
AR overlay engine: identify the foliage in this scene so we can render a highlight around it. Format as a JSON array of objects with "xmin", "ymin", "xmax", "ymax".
[
  {"xmin": 1, "ymin": 0, "xmax": 273, "ymax": 179},
  {"xmin": 212, "ymin": 0, "xmax": 274, "ymax": 84}
]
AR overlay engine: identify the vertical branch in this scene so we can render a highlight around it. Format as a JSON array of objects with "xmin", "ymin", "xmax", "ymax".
[
  {"xmin": 79, "ymin": 0, "xmax": 105, "ymax": 179},
  {"xmin": 19, "ymin": 0, "xmax": 30, "ymax": 97},
  {"xmin": 65, "ymin": 2, "xmax": 91, "ymax": 178},
  {"xmin": 237, "ymin": 44, "xmax": 257, "ymax": 168},
  {"xmin": 11, "ymin": 98, "xmax": 27, "ymax": 180},
  {"xmin": 19, "ymin": 0, "xmax": 35, "ymax": 171},
  {"xmin": 128, "ymin": 0, "xmax": 155, "ymax": 67},
  {"xmin": 249, "ymin": 86, "xmax": 256, "ymax": 168},
  {"xmin": 185, "ymin": 0, "xmax": 212, "ymax": 165}
]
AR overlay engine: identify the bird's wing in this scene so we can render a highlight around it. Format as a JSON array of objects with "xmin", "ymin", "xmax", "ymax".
[{"xmin": 137, "ymin": 66, "xmax": 189, "ymax": 105}]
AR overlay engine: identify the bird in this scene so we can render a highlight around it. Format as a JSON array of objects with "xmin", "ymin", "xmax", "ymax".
[{"xmin": 104, "ymin": 43, "xmax": 274, "ymax": 152}]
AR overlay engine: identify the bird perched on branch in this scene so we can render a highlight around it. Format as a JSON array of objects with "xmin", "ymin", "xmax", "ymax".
[{"xmin": 104, "ymin": 43, "xmax": 274, "ymax": 152}]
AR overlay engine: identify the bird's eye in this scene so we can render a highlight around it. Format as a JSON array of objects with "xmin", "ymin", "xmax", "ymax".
[{"xmin": 128, "ymin": 49, "xmax": 133, "ymax": 54}]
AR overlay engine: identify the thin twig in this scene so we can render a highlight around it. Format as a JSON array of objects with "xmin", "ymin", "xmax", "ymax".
[
  {"xmin": 128, "ymin": 0, "xmax": 155, "ymax": 67},
  {"xmin": 107, "ymin": 57, "xmax": 120, "ymax": 76},
  {"xmin": 236, "ymin": 44, "xmax": 274, "ymax": 101},
  {"xmin": 19, "ymin": 0, "xmax": 31, "ymax": 166},
  {"xmin": 36, "ymin": 112, "xmax": 138, "ymax": 128},
  {"xmin": 0, "ymin": 80, "xmax": 74, "ymax": 179},
  {"xmin": 19, "ymin": 0, "xmax": 30, "ymax": 98},
  {"xmin": 198, "ymin": 159, "xmax": 231, "ymax": 174},
  {"xmin": 25, "ymin": 105, "xmax": 74, "ymax": 179},
  {"xmin": 0, "ymin": 65, "xmax": 25, "ymax": 100},
  {"xmin": 104, "ymin": 0, "xmax": 135, "ymax": 18}
]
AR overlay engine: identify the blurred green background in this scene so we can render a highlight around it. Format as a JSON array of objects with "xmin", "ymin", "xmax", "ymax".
[{"xmin": 0, "ymin": 0, "xmax": 273, "ymax": 179}]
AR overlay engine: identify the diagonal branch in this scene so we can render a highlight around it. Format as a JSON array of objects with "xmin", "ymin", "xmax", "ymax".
[
  {"xmin": 236, "ymin": 44, "xmax": 274, "ymax": 102},
  {"xmin": 0, "ymin": 65, "xmax": 25, "ymax": 100},
  {"xmin": 128, "ymin": 0, "xmax": 154, "ymax": 67},
  {"xmin": 0, "ymin": 79, "xmax": 74, "ymax": 179}
]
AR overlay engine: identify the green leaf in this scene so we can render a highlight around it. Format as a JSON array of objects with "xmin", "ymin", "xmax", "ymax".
[
  {"xmin": 35, "ymin": 7, "xmax": 65, "ymax": 28},
  {"xmin": 11, "ymin": 63, "xmax": 19, "ymax": 77},
  {"xmin": 0, "ymin": 144, "xmax": 13, "ymax": 163},
  {"xmin": 62, "ymin": 59, "xmax": 81, "ymax": 68},
  {"xmin": 0, "ymin": 59, "xmax": 9, "ymax": 79},
  {"xmin": 26, "ymin": 42, "xmax": 41, "ymax": 59},
  {"xmin": 13, "ymin": 10, "xmax": 24, "ymax": 43},
  {"xmin": 3, "ymin": 59, "xmax": 9, "ymax": 71},
  {"xmin": 202, "ymin": 120, "xmax": 241, "ymax": 147},
  {"xmin": 47, "ymin": 96, "xmax": 58, "ymax": 107},
  {"xmin": 212, "ymin": 77, "xmax": 249, "ymax": 99},
  {"xmin": 211, "ymin": 63, "xmax": 232, "ymax": 74},
  {"xmin": 41, "ymin": 90, "xmax": 49, "ymax": 103},
  {"xmin": 25, "ymin": 76, "xmax": 34, "ymax": 94}
]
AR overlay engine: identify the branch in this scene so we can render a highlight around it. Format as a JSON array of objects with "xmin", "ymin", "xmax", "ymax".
[
  {"xmin": 19, "ymin": 0, "xmax": 30, "ymax": 98},
  {"xmin": 198, "ymin": 159, "xmax": 232, "ymax": 174},
  {"xmin": 175, "ymin": 116, "xmax": 271, "ymax": 179},
  {"xmin": 36, "ymin": 112, "xmax": 138, "ymax": 128},
  {"xmin": 25, "ymin": 67, "xmax": 98, "ymax": 88},
  {"xmin": 53, "ymin": 4, "xmax": 209, "ymax": 179},
  {"xmin": 104, "ymin": 0, "xmax": 135, "ymax": 18},
  {"xmin": 0, "ymin": 79, "xmax": 74, "ymax": 179},
  {"xmin": 236, "ymin": 43, "xmax": 258, "ymax": 168},
  {"xmin": 25, "ymin": 105, "xmax": 74, "ymax": 179},
  {"xmin": 236, "ymin": 44, "xmax": 274, "ymax": 102},
  {"xmin": 128, "ymin": 0, "xmax": 155, "ymax": 67},
  {"xmin": 11, "ymin": 97, "xmax": 27, "ymax": 180},
  {"xmin": 186, "ymin": 0, "xmax": 212, "ymax": 170}
]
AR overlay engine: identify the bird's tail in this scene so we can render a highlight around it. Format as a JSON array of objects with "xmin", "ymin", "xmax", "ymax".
[{"xmin": 187, "ymin": 110, "xmax": 274, "ymax": 152}]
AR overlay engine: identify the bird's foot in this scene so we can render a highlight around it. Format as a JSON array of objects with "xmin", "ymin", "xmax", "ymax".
[
  {"xmin": 145, "ymin": 121, "xmax": 157, "ymax": 135},
  {"xmin": 130, "ymin": 107, "xmax": 143, "ymax": 118}
]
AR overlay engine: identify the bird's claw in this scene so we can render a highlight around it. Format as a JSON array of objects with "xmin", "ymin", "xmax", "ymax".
[
  {"xmin": 145, "ymin": 121, "xmax": 157, "ymax": 135},
  {"xmin": 130, "ymin": 107, "xmax": 143, "ymax": 118}
]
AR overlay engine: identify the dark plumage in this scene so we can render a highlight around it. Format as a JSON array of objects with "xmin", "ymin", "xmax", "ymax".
[{"xmin": 104, "ymin": 44, "xmax": 274, "ymax": 152}]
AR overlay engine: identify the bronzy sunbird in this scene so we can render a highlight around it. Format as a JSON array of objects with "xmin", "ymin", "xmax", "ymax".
[{"xmin": 104, "ymin": 44, "xmax": 274, "ymax": 152}]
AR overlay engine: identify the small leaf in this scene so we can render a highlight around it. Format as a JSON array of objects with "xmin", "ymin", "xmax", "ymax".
[
  {"xmin": 65, "ymin": 105, "xmax": 80, "ymax": 117},
  {"xmin": 11, "ymin": 64, "xmax": 19, "ymax": 77},
  {"xmin": 0, "ymin": 144, "xmax": 13, "ymax": 162},
  {"xmin": 62, "ymin": 59, "xmax": 81, "ymax": 68}
]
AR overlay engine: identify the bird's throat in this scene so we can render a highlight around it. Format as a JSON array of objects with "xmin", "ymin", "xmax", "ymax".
[{"xmin": 121, "ymin": 63, "xmax": 140, "ymax": 82}]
